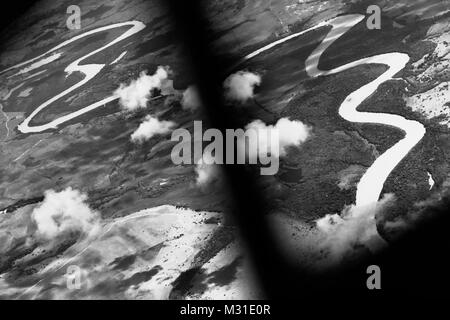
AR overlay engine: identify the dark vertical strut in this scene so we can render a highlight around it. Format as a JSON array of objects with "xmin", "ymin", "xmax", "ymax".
[{"xmin": 160, "ymin": 0, "xmax": 294, "ymax": 298}]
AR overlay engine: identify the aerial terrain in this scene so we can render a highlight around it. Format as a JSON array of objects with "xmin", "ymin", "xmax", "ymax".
[{"xmin": 0, "ymin": 0, "xmax": 449, "ymax": 299}]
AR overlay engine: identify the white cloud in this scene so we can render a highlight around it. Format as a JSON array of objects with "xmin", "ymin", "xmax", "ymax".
[
  {"xmin": 195, "ymin": 153, "xmax": 221, "ymax": 187},
  {"xmin": 131, "ymin": 115, "xmax": 175, "ymax": 143},
  {"xmin": 32, "ymin": 187, "xmax": 99, "ymax": 239},
  {"xmin": 114, "ymin": 66, "xmax": 169, "ymax": 111},
  {"xmin": 181, "ymin": 85, "xmax": 202, "ymax": 111},
  {"xmin": 315, "ymin": 193, "xmax": 395, "ymax": 263},
  {"xmin": 223, "ymin": 71, "xmax": 261, "ymax": 103},
  {"xmin": 245, "ymin": 117, "xmax": 311, "ymax": 158}
]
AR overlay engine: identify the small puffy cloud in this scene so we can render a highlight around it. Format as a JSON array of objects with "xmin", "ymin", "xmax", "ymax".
[
  {"xmin": 181, "ymin": 85, "xmax": 202, "ymax": 111},
  {"xmin": 245, "ymin": 117, "xmax": 311, "ymax": 158},
  {"xmin": 32, "ymin": 187, "xmax": 99, "ymax": 239},
  {"xmin": 195, "ymin": 153, "xmax": 221, "ymax": 187},
  {"xmin": 131, "ymin": 115, "xmax": 176, "ymax": 143},
  {"xmin": 315, "ymin": 194, "xmax": 395, "ymax": 263},
  {"xmin": 275, "ymin": 118, "xmax": 311, "ymax": 155},
  {"xmin": 223, "ymin": 71, "xmax": 261, "ymax": 103},
  {"xmin": 114, "ymin": 66, "xmax": 169, "ymax": 111}
]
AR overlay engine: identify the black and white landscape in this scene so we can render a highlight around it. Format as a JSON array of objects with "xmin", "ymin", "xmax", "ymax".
[{"xmin": 0, "ymin": 0, "xmax": 449, "ymax": 300}]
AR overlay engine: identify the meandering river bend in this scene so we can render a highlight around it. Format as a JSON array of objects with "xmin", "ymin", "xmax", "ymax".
[{"xmin": 242, "ymin": 14, "xmax": 425, "ymax": 208}]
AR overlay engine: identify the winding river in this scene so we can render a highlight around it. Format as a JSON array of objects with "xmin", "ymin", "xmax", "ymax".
[
  {"xmin": 242, "ymin": 14, "xmax": 426, "ymax": 208},
  {"xmin": 0, "ymin": 21, "xmax": 145, "ymax": 133}
]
